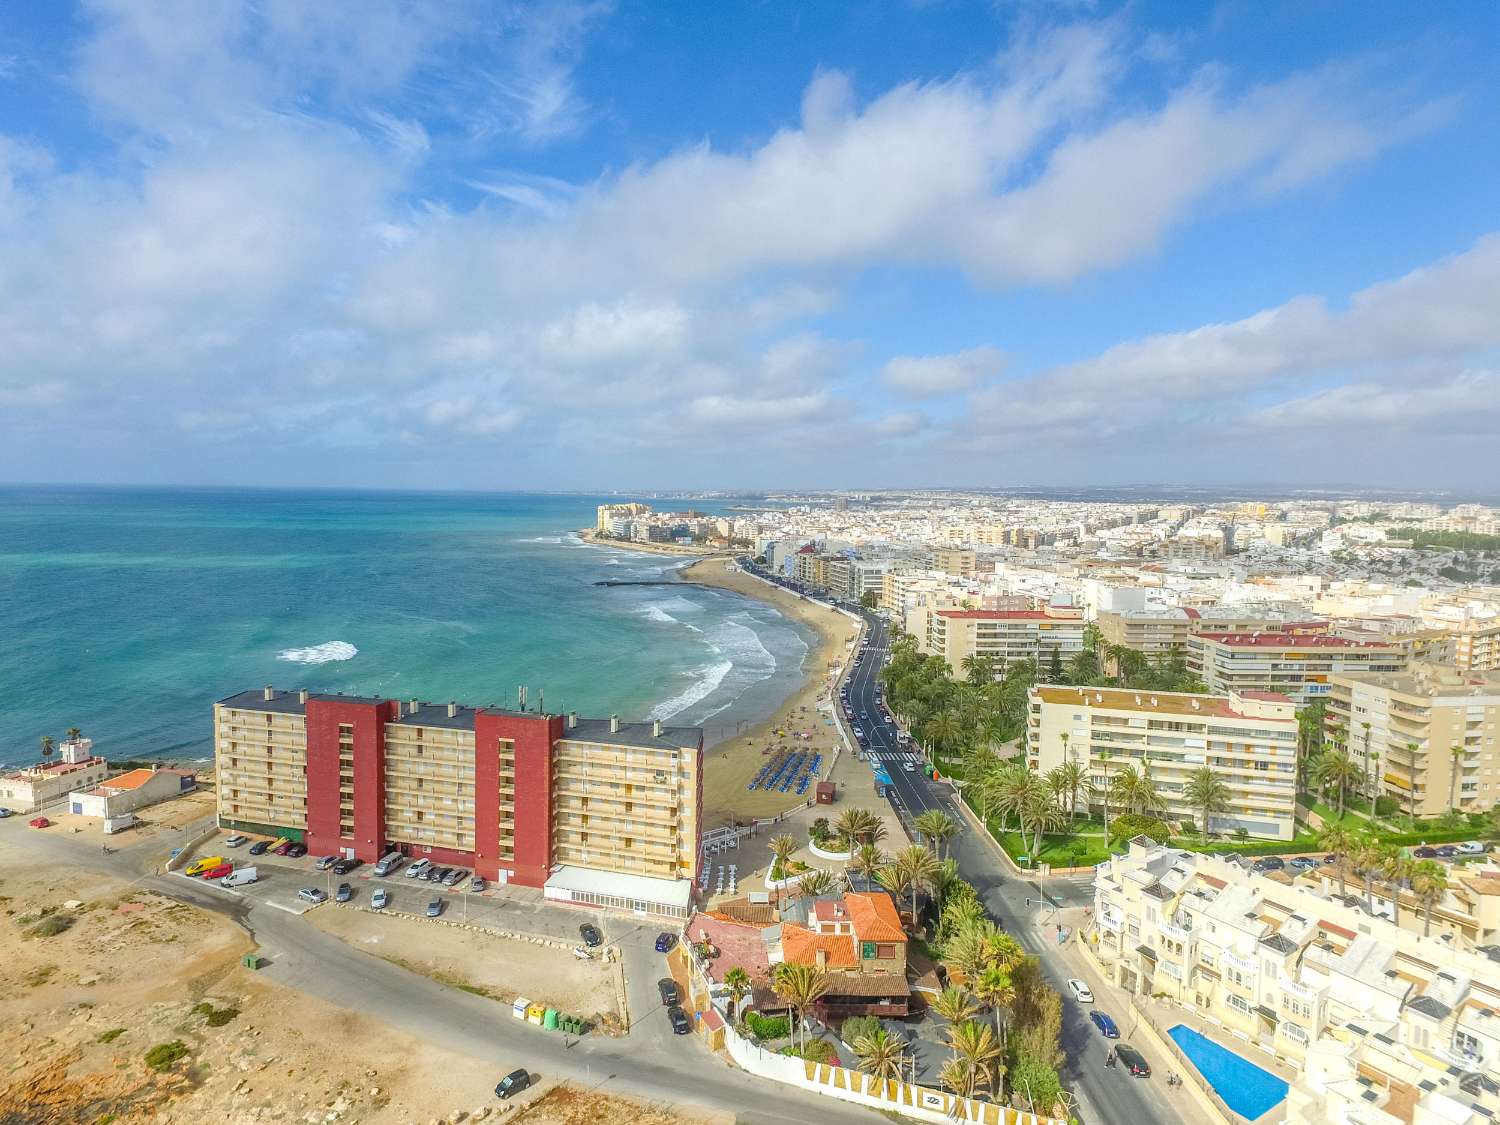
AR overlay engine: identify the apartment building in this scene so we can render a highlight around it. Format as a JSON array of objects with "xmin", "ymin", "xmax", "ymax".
[
  {"xmin": 919, "ymin": 602, "xmax": 1086, "ymax": 679},
  {"xmin": 214, "ymin": 688, "xmax": 702, "ymax": 917},
  {"xmin": 1030, "ymin": 684, "xmax": 1299, "ymax": 839},
  {"xmin": 0, "ymin": 738, "xmax": 111, "ymax": 813},
  {"xmin": 596, "ymin": 502, "xmax": 650, "ymax": 532},
  {"xmin": 1326, "ymin": 663, "xmax": 1500, "ymax": 819},
  {"xmin": 1187, "ymin": 631, "xmax": 1409, "ymax": 703},
  {"xmin": 929, "ymin": 547, "xmax": 977, "ymax": 578},
  {"xmin": 1094, "ymin": 839, "xmax": 1500, "ymax": 1125}
]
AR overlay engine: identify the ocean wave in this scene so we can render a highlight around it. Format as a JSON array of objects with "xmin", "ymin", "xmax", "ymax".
[
  {"xmin": 650, "ymin": 660, "xmax": 733, "ymax": 721},
  {"xmin": 640, "ymin": 604, "xmax": 679, "ymax": 625},
  {"xmin": 277, "ymin": 640, "xmax": 358, "ymax": 664}
]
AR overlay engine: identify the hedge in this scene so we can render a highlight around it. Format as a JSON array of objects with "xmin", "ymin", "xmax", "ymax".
[{"xmin": 745, "ymin": 1012, "xmax": 790, "ymax": 1042}]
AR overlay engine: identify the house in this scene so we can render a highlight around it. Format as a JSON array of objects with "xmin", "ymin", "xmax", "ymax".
[
  {"xmin": 69, "ymin": 766, "xmax": 197, "ymax": 819},
  {"xmin": 0, "ymin": 739, "xmax": 110, "ymax": 813},
  {"xmin": 775, "ymin": 891, "xmax": 912, "ymax": 1018}
]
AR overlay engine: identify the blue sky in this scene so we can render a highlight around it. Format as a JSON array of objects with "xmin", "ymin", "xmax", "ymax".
[{"xmin": 0, "ymin": 1, "xmax": 1497, "ymax": 490}]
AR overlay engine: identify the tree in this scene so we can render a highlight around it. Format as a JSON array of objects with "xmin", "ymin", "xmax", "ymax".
[
  {"xmin": 913, "ymin": 810, "xmax": 958, "ymax": 862},
  {"xmin": 974, "ymin": 963, "xmax": 1015, "ymax": 1047},
  {"xmin": 1351, "ymin": 837, "xmax": 1389, "ymax": 915},
  {"xmin": 1182, "ymin": 767, "xmax": 1232, "ymax": 835},
  {"xmin": 1412, "ymin": 860, "xmax": 1449, "ymax": 936},
  {"xmin": 851, "ymin": 1026, "xmax": 906, "ymax": 1083},
  {"xmin": 65, "ymin": 726, "xmax": 82, "ymax": 743},
  {"xmin": 850, "ymin": 843, "xmax": 886, "ymax": 883},
  {"xmin": 39, "ymin": 735, "xmax": 55, "ymax": 764},
  {"xmin": 1317, "ymin": 824, "xmax": 1357, "ymax": 898},
  {"xmin": 1020, "ymin": 783, "xmax": 1066, "ymax": 859},
  {"xmin": 962, "ymin": 654, "xmax": 997, "ymax": 687},
  {"xmin": 895, "ymin": 844, "xmax": 941, "ymax": 924},
  {"xmin": 769, "ymin": 834, "xmax": 799, "ymax": 910},
  {"xmin": 834, "ymin": 809, "xmax": 884, "ymax": 850},
  {"xmin": 874, "ymin": 865, "xmax": 912, "ymax": 923},
  {"xmin": 1381, "ymin": 851, "xmax": 1414, "ymax": 927},
  {"xmin": 1404, "ymin": 741, "xmax": 1420, "ymax": 823},
  {"xmin": 932, "ymin": 986, "xmax": 979, "ymax": 1059},
  {"xmin": 773, "ymin": 963, "xmax": 828, "ymax": 1053},
  {"xmin": 797, "ymin": 869, "xmax": 836, "ymax": 899},
  {"xmin": 947, "ymin": 1020, "xmax": 1003, "ymax": 1098},
  {"xmin": 723, "ymin": 967, "xmax": 751, "ymax": 1022},
  {"xmin": 1313, "ymin": 750, "xmax": 1360, "ymax": 819},
  {"xmin": 1047, "ymin": 645, "xmax": 1064, "ymax": 683},
  {"xmin": 859, "ymin": 590, "xmax": 880, "ymax": 610},
  {"xmin": 1047, "ymin": 761, "xmax": 1087, "ymax": 827},
  {"xmin": 924, "ymin": 711, "xmax": 962, "ymax": 762}
]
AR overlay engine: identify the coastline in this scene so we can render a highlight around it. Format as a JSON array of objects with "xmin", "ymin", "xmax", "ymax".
[
  {"xmin": 678, "ymin": 558, "xmax": 862, "ymax": 828},
  {"xmin": 578, "ymin": 527, "xmax": 734, "ymax": 557}
]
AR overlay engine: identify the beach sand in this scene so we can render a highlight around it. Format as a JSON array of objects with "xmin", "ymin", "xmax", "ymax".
[{"xmin": 680, "ymin": 558, "xmax": 863, "ymax": 829}]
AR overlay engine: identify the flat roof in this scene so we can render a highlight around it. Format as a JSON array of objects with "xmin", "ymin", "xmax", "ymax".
[
  {"xmin": 1194, "ymin": 632, "xmax": 1397, "ymax": 649},
  {"xmin": 545, "ymin": 865, "xmax": 694, "ymax": 908},
  {"xmin": 1034, "ymin": 684, "xmax": 1294, "ymax": 721},
  {"xmin": 563, "ymin": 718, "xmax": 701, "ymax": 751}
]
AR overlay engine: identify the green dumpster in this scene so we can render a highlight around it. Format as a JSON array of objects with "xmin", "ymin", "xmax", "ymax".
[
  {"xmin": 241, "ymin": 953, "xmax": 265, "ymax": 971},
  {"xmin": 543, "ymin": 1008, "xmax": 559, "ymax": 1030}
]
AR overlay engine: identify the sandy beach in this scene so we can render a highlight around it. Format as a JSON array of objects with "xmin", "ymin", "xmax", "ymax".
[
  {"xmin": 578, "ymin": 527, "xmax": 733, "ymax": 557},
  {"xmin": 679, "ymin": 558, "xmax": 863, "ymax": 828}
]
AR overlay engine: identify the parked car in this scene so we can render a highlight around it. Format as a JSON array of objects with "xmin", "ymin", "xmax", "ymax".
[
  {"xmin": 571, "ymin": 947, "xmax": 593, "ymax": 960},
  {"xmin": 248, "ymin": 840, "xmax": 272, "ymax": 856},
  {"xmin": 202, "ymin": 863, "xmax": 234, "ymax": 879},
  {"xmin": 336, "ymin": 882, "xmax": 353, "ymax": 902},
  {"xmin": 442, "ymin": 868, "xmax": 466, "ymax": 887},
  {"xmin": 469, "ymin": 876, "xmax": 487, "ymax": 893},
  {"xmin": 298, "ymin": 888, "xmax": 328, "ymax": 904},
  {"xmin": 332, "ymin": 858, "xmax": 362, "ymax": 875},
  {"xmin": 429, "ymin": 866, "xmax": 451, "ymax": 883},
  {"xmin": 579, "ymin": 923, "xmax": 603, "ymax": 948},
  {"xmin": 374, "ymin": 852, "xmax": 403, "ymax": 877},
  {"xmin": 1288, "ymin": 857, "xmax": 1319, "ymax": 871},
  {"xmin": 371, "ymin": 888, "xmax": 389, "ymax": 910},
  {"xmin": 1413, "ymin": 847, "xmax": 1438, "ymax": 859},
  {"xmin": 185, "ymin": 855, "xmax": 227, "ymax": 876},
  {"xmin": 273, "ymin": 842, "xmax": 294, "ymax": 856},
  {"xmin": 0, "ymin": 807, "xmax": 12, "ymax": 818},
  {"xmin": 654, "ymin": 932, "xmax": 676, "ymax": 953},
  {"xmin": 1321, "ymin": 854, "xmax": 1339, "ymax": 864},
  {"xmin": 667, "ymin": 1005, "xmax": 692, "ymax": 1035},
  {"xmin": 405, "ymin": 859, "xmax": 432, "ymax": 879},
  {"xmin": 1090, "ymin": 1011, "xmax": 1119, "ymax": 1039},
  {"xmin": 903, "ymin": 762, "xmax": 916, "ymax": 773},
  {"xmin": 285, "ymin": 843, "xmax": 307, "ymax": 858},
  {"xmin": 658, "ymin": 978, "xmax": 681, "ymax": 1006},
  {"xmin": 315, "ymin": 855, "xmax": 338, "ymax": 870},
  {"xmin": 1254, "ymin": 856, "xmax": 1286, "ymax": 871},
  {"xmin": 1458, "ymin": 841, "xmax": 1486, "ymax": 855},
  {"xmin": 224, "ymin": 834, "xmax": 248, "ymax": 848},
  {"xmin": 1067, "ymin": 979, "xmax": 1094, "ymax": 1004},
  {"xmin": 426, "ymin": 898, "xmax": 444, "ymax": 918},
  {"xmin": 1116, "ymin": 1044, "xmax": 1151, "ymax": 1077},
  {"xmin": 494, "ymin": 1069, "xmax": 531, "ymax": 1100},
  {"xmin": 1437, "ymin": 845, "xmax": 1460, "ymax": 859}
]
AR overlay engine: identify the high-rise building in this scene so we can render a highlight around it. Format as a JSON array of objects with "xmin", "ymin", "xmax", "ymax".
[
  {"xmin": 1029, "ymin": 684, "xmax": 1299, "ymax": 839},
  {"xmin": 214, "ymin": 689, "xmax": 701, "ymax": 917},
  {"xmin": 1326, "ymin": 662, "xmax": 1500, "ymax": 818},
  {"xmin": 1187, "ymin": 631, "xmax": 1408, "ymax": 703},
  {"xmin": 920, "ymin": 604, "xmax": 1086, "ymax": 679},
  {"xmin": 596, "ymin": 502, "xmax": 651, "ymax": 532}
]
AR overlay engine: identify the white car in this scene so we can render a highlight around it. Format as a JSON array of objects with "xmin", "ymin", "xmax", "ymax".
[
  {"xmin": 224, "ymin": 834, "xmax": 248, "ymax": 848},
  {"xmin": 297, "ymin": 888, "xmax": 328, "ymax": 904},
  {"xmin": 903, "ymin": 762, "xmax": 916, "ymax": 773},
  {"xmin": 1067, "ymin": 979, "xmax": 1094, "ymax": 1004},
  {"xmin": 371, "ymin": 888, "xmax": 389, "ymax": 910},
  {"xmin": 405, "ymin": 859, "xmax": 432, "ymax": 878},
  {"xmin": 1458, "ymin": 841, "xmax": 1487, "ymax": 855}
]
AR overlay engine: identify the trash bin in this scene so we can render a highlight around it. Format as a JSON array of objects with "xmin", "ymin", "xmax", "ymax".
[
  {"xmin": 543, "ymin": 1008, "xmax": 559, "ymax": 1030},
  {"xmin": 241, "ymin": 953, "xmax": 265, "ymax": 971}
]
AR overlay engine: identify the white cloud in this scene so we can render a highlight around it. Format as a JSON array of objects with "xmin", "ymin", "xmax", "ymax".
[
  {"xmin": 423, "ymin": 396, "xmax": 523, "ymax": 436},
  {"xmin": 1252, "ymin": 370, "xmax": 1500, "ymax": 430},
  {"xmin": 874, "ymin": 411, "xmax": 928, "ymax": 436},
  {"xmin": 687, "ymin": 392, "xmax": 832, "ymax": 428},
  {"xmin": 882, "ymin": 346, "xmax": 1005, "ymax": 397}
]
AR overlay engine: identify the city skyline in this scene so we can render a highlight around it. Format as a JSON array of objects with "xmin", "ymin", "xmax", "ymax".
[{"xmin": 1, "ymin": 3, "xmax": 1497, "ymax": 489}]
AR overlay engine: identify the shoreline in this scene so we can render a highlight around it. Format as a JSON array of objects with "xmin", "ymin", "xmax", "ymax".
[
  {"xmin": 578, "ymin": 526, "xmax": 736, "ymax": 557},
  {"xmin": 677, "ymin": 558, "xmax": 862, "ymax": 828}
]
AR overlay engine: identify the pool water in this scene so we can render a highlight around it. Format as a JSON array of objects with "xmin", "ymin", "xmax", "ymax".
[{"xmin": 1168, "ymin": 1024, "xmax": 1288, "ymax": 1120}]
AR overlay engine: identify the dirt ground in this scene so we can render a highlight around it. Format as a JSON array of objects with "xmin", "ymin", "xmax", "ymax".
[
  {"xmin": 309, "ymin": 904, "xmax": 619, "ymax": 1020},
  {"xmin": 40, "ymin": 785, "xmax": 218, "ymax": 845},
  {"xmin": 0, "ymin": 854, "xmax": 692, "ymax": 1125},
  {"xmin": 513, "ymin": 1086, "xmax": 727, "ymax": 1125},
  {"xmin": 682, "ymin": 559, "xmax": 862, "ymax": 827}
]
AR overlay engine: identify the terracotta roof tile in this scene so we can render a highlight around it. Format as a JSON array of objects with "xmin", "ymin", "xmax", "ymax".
[
  {"xmin": 781, "ymin": 924, "xmax": 858, "ymax": 969},
  {"xmin": 844, "ymin": 892, "xmax": 906, "ymax": 943}
]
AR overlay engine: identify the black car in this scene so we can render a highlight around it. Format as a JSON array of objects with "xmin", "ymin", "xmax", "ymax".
[
  {"xmin": 495, "ymin": 1069, "xmax": 531, "ymax": 1099},
  {"xmin": 1115, "ymin": 1044, "xmax": 1151, "ymax": 1077},
  {"xmin": 1437, "ymin": 845, "xmax": 1460, "ymax": 859},
  {"xmin": 285, "ymin": 843, "xmax": 307, "ymax": 858},
  {"xmin": 658, "ymin": 978, "xmax": 681, "ymax": 1006},
  {"xmin": 1413, "ymin": 846, "xmax": 1438, "ymax": 859},
  {"xmin": 336, "ymin": 882, "xmax": 353, "ymax": 902},
  {"xmin": 667, "ymin": 1005, "xmax": 692, "ymax": 1035},
  {"xmin": 248, "ymin": 840, "xmax": 271, "ymax": 856},
  {"xmin": 332, "ymin": 858, "xmax": 362, "ymax": 876},
  {"xmin": 428, "ymin": 866, "xmax": 450, "ymax": 883},
  {"xmin": 580, "ymin": 923, "xmax": 603, "ymax": 948},
  {"xmin": 1254, "ymin": 856, "xmax": 1286, "ymax": 871}
]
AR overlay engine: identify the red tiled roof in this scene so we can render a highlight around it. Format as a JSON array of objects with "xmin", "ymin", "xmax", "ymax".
[
  {"xmin": 781, "ymin": 924, "xmax": 859, "ymax": 969},
  {"xmin": 845, "ymin": 892, "xmax": 905, "ymax": 943},
  {"xmin": 1194, "ymin": 632, "xmax": 1396, "ymax": 649},
  {"xmin": 1320, "ymin": 919, "xmax": 1358, "ymax": 940},
  {"xmin": 1183, "ymin": 607, "xmax": 1201, "ymax": 619},
  {"xmin": 104, "ymin": 768, "xmax": 160, "ymax": 791},
  {"xmin": 686, "ymin": 912, "xmax": 772, "ymax": 986}
]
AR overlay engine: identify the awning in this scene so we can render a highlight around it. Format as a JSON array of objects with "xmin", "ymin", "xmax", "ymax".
[
  {"xmin": 1256, "ymin": 1005, "xmax": 1280, "ymax": 1021},
  {"xmin": 1136, "ymin": 944, "xmax": 1158, "ymax": 960},
  {"xmin": 544, "ymin": 865, "xmax": 694, "ymax": 910}
]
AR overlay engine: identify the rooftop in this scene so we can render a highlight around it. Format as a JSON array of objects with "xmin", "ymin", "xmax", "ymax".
[
  {"xmin": 1034, "ymin": 684, "xmax": 1294, "ymax": 721},
  {"xmin": 1194, "ymin": 632, "xmax": 1398, "ymax": 649}
]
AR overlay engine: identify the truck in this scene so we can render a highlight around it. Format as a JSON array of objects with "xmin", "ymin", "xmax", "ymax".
[{"xmin": 222, "ymin": 866, "xmax": 259, "ymax": 887}]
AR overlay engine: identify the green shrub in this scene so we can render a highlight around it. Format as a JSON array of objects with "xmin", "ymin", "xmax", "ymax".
[
  {"xmin": 96, "ymin": 1028, "xmax": 126, "ymax": 1044},
  {"xmin": 745, "ymin": 1012, "xmax": 790, "ymax": 1041},
  {"xmin": 840, "ymin": 1015, "xmax": 881, "ymax": 1045},
  {"xmin": 205, "ymin": 1007, "xmax": 239, "ymax": 1027},
  {"xmin": 1375, "ymin": 796, "xmax": 1400, "ymax": 817},
  {"xmin": 143, "ymin": 1041, "xmax": 189, "ymax": 1072},
  {"xmin": 190, "ymin": 1002, "xmax": 213, "ymax": 1017},
  {"xmin": 27, "ymin": 914, "xmax": 74, "ymax": 939},
  {"xmin": 809, "ymin": 818, "xmax": 831, "ymax": 844},
  {"xmin": 801, "ymin": 1038, "xmax": 839, "ymax": 1064},
  {"xmin": 1108, "ymin": 814, "xmax": 1172, "ymax": 846}
]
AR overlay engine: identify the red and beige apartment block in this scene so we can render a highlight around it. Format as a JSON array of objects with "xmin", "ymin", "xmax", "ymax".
[{"xmin": 214, "ymin": 688, "xmax": 703, "ymax": 917}]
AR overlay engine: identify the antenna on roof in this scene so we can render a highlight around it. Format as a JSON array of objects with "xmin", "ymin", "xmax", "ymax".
[
  {"xmin": 538, "ymin": 688, "xmax": 544, "ymax": 715},
  {"xmin": 518, "ymin": 685, "xmax": 528, "ymax": 711}
]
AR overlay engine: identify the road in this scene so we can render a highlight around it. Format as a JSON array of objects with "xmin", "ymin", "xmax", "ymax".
[
  {"xmin": 1, "ymin": 818, "xmax": 887, "ymax": 1125},
  {"xmin": 839, "ymin": 607, "xmax": 1184, "ymax": 1125}
]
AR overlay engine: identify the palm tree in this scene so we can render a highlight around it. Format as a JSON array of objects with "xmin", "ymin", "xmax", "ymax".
[
  {"xmin": 1317, "ymin": 823, "xmax": 1357, "ymax": 898},
  {"xmin": 851, "ymin": 1026, "xmax": 906, "ymax": 1083},
  {"xmin": 798, "ymin": 869, "xmax": 836, "ymax": 899},
  {"xmin": 913, "ymin": 810, "xmax": 958, "ymax": 862},
  {"xmin": 1020, "ymin": 782, "xmax": 1066, "ymax": 859},
  {"xmin": 773, "ymin": 962, "xmax": 828, "ymax": 1053},
  {"xmin": 1182, "ymin": 766, "xmax": 1232, "ymax": 835},
  {"xmin": 992, "ymin": 766, "xmax": 1034, "ymax": 834},
  {"xmin": 39, "ymin": 735, "xmax": 55, "ymax": 764},
  {"xmin": 1381, "ymin": 851, "xmax": 1413, "ymax": 927},
  {"xmin": 874, "ymin": 864, "xmax": 911, "ymax": 922},
  {"xmin": 1412, "ymin": 860, "xmax": 1449, "ymax": 936},
  {"xmin": 947, "ymin": 1020, "xmax": 1003, "ymax": 1098},
  {"xmin": 924, "ymin": 711, "xmax": 962, "ymax": 764},
  {"xmin": 1096, "ymin": 747, "xmax": 1114, "ymax": 835},
  {"xmin": 938, "ymin": 1057, "xmax": 977, "ymax": 1100},
  {"xmin": 723, "ymin": 966, "xmax": 751, "ymax": 1022},
  {"xmin": 932, "ymin": 986, "xmax": 979, "ymax": 1060},
  {"xmin": 769, "ymin": 834, "xmax": 798, "ymax": 910},
  {"xmin": 1361, "ymin": 721, "xmax": 1375, "ymax": 798},
  {"xmin": 65, "ymin": 726, "xmax": 81, "ymax": 744},
  {"xmin": 1351, "ymin": 837, "xmax": 1389, "ymax": 914},
  {"xmin": 850, "ymin": 843, "xmax": 886, "ymax": 883},
  {"xmin": 973, "ymin": 963, "xmax": 1014, "ymax": 1046},
  {"xmin": 1313, "ymin": 750, "xmax": 1360, "ymax": 819},
  {"xmin": 1451, "ymin": 744, "xmax": 1465, "ymax": 808},
  {"xmin": 929, "ymin": 857, "xmax": 961, "ymax": 911},
  {"xmin": 895, "ymin": 844, "xmax": 941, "ymax": 924}
]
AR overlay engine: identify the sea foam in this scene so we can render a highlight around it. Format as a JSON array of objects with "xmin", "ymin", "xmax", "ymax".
[
  {"xmin": 650, "ymin": 660, "xmax": 734, "ymax": 721},
  {"xmin": 277, "ymin": 640, "xmax": 358, "ymax": 664}
]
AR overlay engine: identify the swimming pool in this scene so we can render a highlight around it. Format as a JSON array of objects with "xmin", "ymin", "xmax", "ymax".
[{"xmin": 1168, "ymin": 1024, "xmax": 1288, "ymax": 1120}]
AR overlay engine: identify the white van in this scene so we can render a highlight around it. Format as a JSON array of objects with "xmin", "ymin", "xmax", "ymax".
[
  {"xmin": 222, "ymin": 866, "xmax": 259, "ymax": 887},
  {"xmin": 374, "ymin": 852, "xmax": 404, "ymax": 877}
]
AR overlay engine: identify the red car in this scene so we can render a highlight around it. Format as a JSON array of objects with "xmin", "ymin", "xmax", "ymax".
[
  {"xmin": 29, "ymin": 816, "xmax": 51, "ymax": 828},
  {"xmin": 273, "ymin": 842, "xmax": 294, "ymax": 855},
  {"xmin": 202, "ymin": 863, "xmax": 234, "ymax": 879}
]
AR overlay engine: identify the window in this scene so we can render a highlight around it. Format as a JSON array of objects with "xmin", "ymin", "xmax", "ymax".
[
  {"xmin": 1226, "ymin": 993, "xmax": 1253, "ymax": 1014},
  {"xmin": 1282, "ymin": 1023, "xmax": 1309, "ymax": 1044}
]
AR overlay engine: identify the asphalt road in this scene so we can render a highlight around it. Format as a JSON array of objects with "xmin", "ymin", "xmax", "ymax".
[{"xmin": 838, "ymin": 607, "xmax": 1183, "ymax": 1125}]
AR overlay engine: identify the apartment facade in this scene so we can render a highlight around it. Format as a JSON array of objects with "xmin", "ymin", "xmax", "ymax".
[
  {"xmin": 1094, "ymin": 839, "xmax": 1500, "ymax": 1125},
  {"xmin": 595, "ymin": 502, "xmax": 650, "ymax": 532},
  {"xmin": 921, "ymin": 604, "xmax": 1086, "ymax": 679},
  {"xmin": 1187, "ymin": 631, "xmax": 1409, "ymax": 703},
  {"xmin": 214, "ymin": 689, "xmax": 702, "ymax": 916},
  {"xmin": 1327, "ymin": 663, "xmax": 1500, "ymax": 819},
  {"xmin": 1030, "ymin": 684, "xmax": 1299, "ymax": 839}
]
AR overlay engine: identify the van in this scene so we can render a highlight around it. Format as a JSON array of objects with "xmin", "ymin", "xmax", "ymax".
[
  {"xmin": 374, "ymin": 852, "xmax": 403, "ymax": 877},
  {"xmin": 185, "ymin": 855, "xmax": 227, "ymax": 876},
  {"xmin": 222, "ymin": 866, "xmax": 259, "ymax": 887}
]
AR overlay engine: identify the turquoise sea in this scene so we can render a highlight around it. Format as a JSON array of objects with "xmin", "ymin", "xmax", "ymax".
[{"xmin": 0, "ymin": 487, "xmax": 813, "ymax": 768}]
